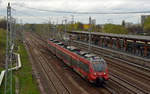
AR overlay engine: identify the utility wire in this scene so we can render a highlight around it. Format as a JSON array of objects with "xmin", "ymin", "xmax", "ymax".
[
  {"xmin": 11, "ymin": 5, "xmax": 145, "ymax": 24},
  {"xmin": 11, "ymin": 8, "xmax": 49, "ymax": 22},
  {"xmin": 14, "ymin": 4, "xmax": 150, "ymax": 15}
]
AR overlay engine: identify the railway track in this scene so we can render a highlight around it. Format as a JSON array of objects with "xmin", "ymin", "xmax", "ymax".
[
  {"xmin": 24, "ymin": 32, "xmax": 114, "ymax": 94},
  {"xmin": 72, "ymin": 40, "xmax": 150, "ymax": 73},
  {"xmin": 71, "ymin": 40, "xmax": 150, "ymax": 94},
  {"xmin": 73, "ymin": 40, "xmax": 150, "ymax": 71},
  {"xmin": 25, "ymin": 32, "xmax": 150, "ymax": 94},
  {"xmin": 32, "ymin": 33, "xmax": 114, "ymax": 94},
  {"xmin": 24, "ymin": 34, "xmax": 72, "ymax": 94},
  {"xmin": 32, "ymin": 33, "xmax": 116, "ymax": 94},
  {"xmin": 36, "ymin": 36, "xmax": 128, "ymax": 93},
  {"xmin": 109, "ymin": 74, "xmax": 147, "ymax": 94},
  {"xmin": 109, "ymin": 61, "xmax": 150, "ymax": 90},
  {"xmin": 43, "ymin": 48, "xmax": 112, "ymax": 94}
]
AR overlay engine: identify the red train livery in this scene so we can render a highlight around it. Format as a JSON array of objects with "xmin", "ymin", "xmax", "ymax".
[{"xmin": 47, "ymin": 39, "xmax": 109, "ymax": 85}]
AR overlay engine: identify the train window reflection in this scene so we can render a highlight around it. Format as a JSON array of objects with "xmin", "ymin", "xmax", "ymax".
[{"xmin": 92, "ymin": 60, "xmax": 106, "ymax": 72}]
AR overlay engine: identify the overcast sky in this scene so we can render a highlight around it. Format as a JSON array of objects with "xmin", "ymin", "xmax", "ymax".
[{"xmin": 1, "ymin": 0, "xmax": 150, "ymax": 24}]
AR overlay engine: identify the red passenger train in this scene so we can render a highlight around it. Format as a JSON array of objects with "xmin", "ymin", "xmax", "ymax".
[{"xmin": 46, "ymin": 39, "xmax": 109, "ymax": 85}]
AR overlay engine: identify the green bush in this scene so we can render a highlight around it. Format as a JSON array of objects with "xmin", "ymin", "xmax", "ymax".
[
  {"xmin": 144, "ymin": 17, "xmax": 150, "ymax": 33},
  {"xmin": 104, "ymin": 24, "xmax": 128, "ymax": 34}
]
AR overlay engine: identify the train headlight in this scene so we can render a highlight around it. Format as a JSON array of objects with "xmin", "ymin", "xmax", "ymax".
[
  {"xmin": 104, "ymin": 72, "xmax": 106, "ymax": 75},
  {"xmin": 94, "ymin": 73, "xmax": 96, "ymax": 75}
]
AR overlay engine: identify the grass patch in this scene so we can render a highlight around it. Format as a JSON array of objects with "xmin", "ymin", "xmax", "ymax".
[
  {"xmin": 0, "ymin": 28, "xmax": 15, "ymax": 94},
  {"xmin": 0, "ymin": 28, "xmax": 6, "ymax": 66},
  {"xmin": 0, "ymin": 67, "xmax": 3, "ymax": 71},
  {"xmin": 0, "ymin": 28, "xmax": 6, "ymax": 55},
  {"xmin": 0, "ymin": 29, "xmax": 39, "ymax": 94},
  {"xmin": 16, "ymin": 41, "xmax": 40, "ymax": 94},
  {"xmin": 0, "ymin": 74, "xmax": 16, "ymax": 94}
]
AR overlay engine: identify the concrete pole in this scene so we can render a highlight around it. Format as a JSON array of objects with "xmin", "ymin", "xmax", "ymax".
[{"xmin": 88, "ymin": 17, "xmax": 92, "ymax": 53}]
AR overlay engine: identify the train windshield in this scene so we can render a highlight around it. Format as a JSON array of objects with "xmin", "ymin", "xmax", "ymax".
[{"xmin": 91, "ymin": 58, "xmax": 106, "ymax": 72}]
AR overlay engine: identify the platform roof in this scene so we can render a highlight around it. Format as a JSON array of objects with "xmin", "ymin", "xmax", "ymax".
[{"xmin": 68, "ymin": 31, "xmax": 150, "ymax": 42}]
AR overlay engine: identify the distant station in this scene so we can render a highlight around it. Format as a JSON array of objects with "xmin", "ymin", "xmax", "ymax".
[{"xmin": 68, "ymin": 31, "xmax": 150, "ymax": 58}]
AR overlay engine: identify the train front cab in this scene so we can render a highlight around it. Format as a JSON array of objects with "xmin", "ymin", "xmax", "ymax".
[{"xmin": 87, "ymin": 57, "xmax": 109, "ymax": 86}]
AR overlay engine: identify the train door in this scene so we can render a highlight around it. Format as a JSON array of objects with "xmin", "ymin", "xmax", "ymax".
[
  {"xmin": 55, "ymin": 45, "xmax": 58, "ymax": 56},
  {"xmin": 78, "ymin": 59, "xmax": 89, "ymax": 78},
  {"xmin": 56, "ymin": 46, "xmax": 61, "ymax": 58},
  {"xmin": 148, "ymin": 44, "xmax": 150, "ymax": 57},
  {"xmin": 54, "ymin": 44, "xmax": 56, "ymax": 54},
  {"xmin": 71, "ymin": 56, "xmax": 77, "ymax": 69}
]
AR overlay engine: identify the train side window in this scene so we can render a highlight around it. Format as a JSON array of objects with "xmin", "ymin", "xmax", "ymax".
[
  {"xmin": 78, "ymin": 61, "xmax": 82, "ymax": 69},
  {"xmin": 82, "ymin": 63, "xmax": 86, "ymax": 70},
  {"xmin": 79, "ymin": 61, "xmax": 89, "ymax": 73},
  {"xmin": 148, "ymin": 45, "xmax": 150, "ymax": 57},
  {"xmin": 66, "ymin": 54, "xmax": 71, "ymax": 62},
  {"xmin": 61, "ymin": 51, "xmax": 65, "ymax": 58},
  {"xmin": 85, "ymin": 64, "xmax": 89, "ymax": 73},
  {"xmin": 79, "ymin": 61, "xmax": 84, "ymax": 70},
  {"xmin": 75, "ymin": 59, "xmax": 78, "ymax": 67},
  {"xmin": 52, "ymin": 46, "xmax": 55, "ymax": 50},
  {"xmin": 76, "ymin": 59, "xmax": 79, "ymax": 67},
  {"xmin": 70, "ymin": 58, "xmax": 73, "ymax": 65},
  {"xmin": 59, "ymin": 50, "xmax": 63, "ymax": 56},
  {"xmin": 64, "ymin": 53, "xmax": 67, "ymax": 60},
  {"xmin": 72, "ymin": 58, "xmax": 77, "ymax": 67},
  {"xmin": 58, "ymin": 50, "xmax": 62, "ymax": 55},
  {"xmin": 83, "ymin": 63, "xmax": 87, "ymax": 72}
]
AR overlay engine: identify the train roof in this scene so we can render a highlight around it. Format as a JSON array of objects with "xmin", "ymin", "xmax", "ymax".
[
  {"xmin": 56, "ymin": 42, "xmax": 63, "ymax": 45},
  {"xmin": 79, "ymin": 51, "xmax": 88, "ymax": 56},
  {"xmin": 48, "ymin": 39, "xmax": 104, "ymax": 61},
  {"xmin": 82, "ymin": 53, "xmax": 104, "ymax": 62},
  {"xmin": 67, "ymin": 46, "xmax": 77, "ymax": 51},
  {"xmin": 84, "ymin": 54, "xmax": 95, "ymax": 58},
  {"xmin": 53, "ymin": 40, "xmax": 59, "ymax": 43}
]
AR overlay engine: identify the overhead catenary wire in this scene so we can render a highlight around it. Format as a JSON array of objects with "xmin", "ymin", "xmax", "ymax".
[
  {"xmin": 13, "ymin": 4, "xmax": 150, "ymax": 15},
  {"xmin": 10, "ymin": 6, "xmax": 144, "ymax": 25},
  {"xmin": 8, "ymin": 3, "xmax": 147, "ymax": 25},
  {"xmin": 11, "ymin": 8, "xmax": 49, "ymax": 23}
]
